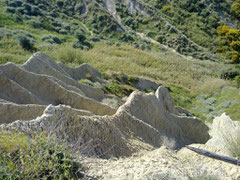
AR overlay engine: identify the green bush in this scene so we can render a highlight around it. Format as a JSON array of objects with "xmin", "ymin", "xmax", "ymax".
[
  {"xmin": 16, "ymin": 34, "xmax": 35, "ymax": 50},
  {"xmin": 75, "ymin": 31, "xmax": 86, "ymax": 42},
  {"xmin": 56, "ymin": 0, "xmax": 64, "ymax": 8},
  {"xmin": 220, "ymin": 68, "xmax": 240, "ymax": 80},
  {"xmin": 73, "ymin": 40, "xmax": 84, "ymax": 49},
  {"xmin": 59, "ymin": 29, "xmax": 68, "ymax": 35},
  {"xmin": 0, "ymin": 130, "xmax": 84, "ymax": 179},
  {"xmin": 28, "ymin": 19, "xmax": 43, "ymax": 28},
  {"xmin": 55, "ymin": 46, "xmax": 83, "ymax": 64},
  {"xmin": 6, "ymin": 7, "xmax": 16, "ymax": 13},
  {"xmin": 0, "ymin": 28, "xmax": 13, "ymax": 39},
  {"xmin": 42, "ymin": 34, "xmax": 62, "ymax": 44}
]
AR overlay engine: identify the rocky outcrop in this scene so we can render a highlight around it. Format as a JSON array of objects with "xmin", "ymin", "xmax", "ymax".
[
  {"xmin": 0, "ymin": 53, "xmax": 116, "ymax": 123},
  {"xmin": 118, "ymin": 86, "xmax": 210, "ymax": 148},
  {"xmin": 206, "ymin": 113, "xmax": 240, "ymax": 154},
  {"xmin": 0, "ymin": 102, "xmax": 46, "ymax": 124},
  {"xmin": 1, "ymin": 86, "xmax": 209, "ymax": 158},
  {"xmin": 21, "ymin": 52, "xmax": 106, "ymax": 101}
]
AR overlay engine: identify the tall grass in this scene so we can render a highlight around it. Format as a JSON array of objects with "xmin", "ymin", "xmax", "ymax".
[{"xmin": 223, "ymin": 127, "xmax": 240, "ymax": 159}]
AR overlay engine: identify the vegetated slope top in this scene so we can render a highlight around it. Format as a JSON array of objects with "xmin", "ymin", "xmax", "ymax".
[{"xmin": 1, "ymin": 0, "xmax": 240, "ymax": 61}]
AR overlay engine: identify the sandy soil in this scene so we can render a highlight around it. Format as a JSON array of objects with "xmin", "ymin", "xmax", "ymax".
[{"xmin": 80, "ymin": 144, "xmax": 240, "ymax": 180}]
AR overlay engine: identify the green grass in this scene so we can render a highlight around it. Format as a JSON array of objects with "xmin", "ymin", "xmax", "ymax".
[{"xmin": 214, "ymin": 87, "xmax": 240, "ymax": 120}]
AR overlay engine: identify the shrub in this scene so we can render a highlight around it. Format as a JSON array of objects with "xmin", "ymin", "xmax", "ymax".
[
  {"xmin": 53, "ymin": 46, "xmax": 83, "ymax": 64},
  {"xmin": 56, "ymin": 0, "xmax": 64, "ymax": 8},
  {"xmin": 162, "ymin": 5, "xmax": 170, "ymax": 12},
  {"xmin": 6, "ymin": 7, "xmax": 16, "ymax": 13},
  {"xmin": 0, "ymin": 28, "xmax": 13, "ymax": 39},
  {"xmin": 31, "ymin": 6, "xmax": 41, "ymax": 16},
  {"xmin": 146, "ymin": 31, "xmax": 157, "ymax": 38},
  {"xmin": 90, "ymin": 37, "xmax": 100, "ymax": 42},
  {"xmin": 156, "ymin": 35, "xmax": 166, "ymax": 43},
  {"xmin": 41, "ymin": 34, "xmax": 62, "ymax": 44},
  {"xmin": 220, "ymin": 68, "xmax": 239, "ymax": 80},
  {"xmin": 75, "ymin": 31, "xmax": 86, "ymax": 42},
  {"xmin": 0, "ymin": 130, "xmax": 84, "ymax": 179},
  {"xmin": 234, "ymin": 75, "xmax": 240, "ymax": 88},
  {"xmin": 28, "ymin": 19, "xmax": 42, "ymax": 28},
  {"xmin": 16, "ymin": 34, "xmax": 34, "ymax": 50},
  {"xmin": 120, "ymin": 33, "xmax": 134, "ymax": 42},
  {"xmin": 59, "ymin": 29, "xmax": 68, "ymax": 35},
  {"xmin": 73, "ymin": 40, "xmax": 84, "ymax": 49}
]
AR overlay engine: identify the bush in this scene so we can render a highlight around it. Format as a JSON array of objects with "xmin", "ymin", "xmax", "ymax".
[
  {"xmin": 16, "ymin": 34, "xmax": 34, "ymax": 50},
  {"xmin": 54, "ymin": 46, "xmax": 83, "ymax": 64},
  {"xmin": 75, "ymin": 31, "xmax": 86, "ymax": 42},
  {"xmin": 119, "ymin": 33, "xmax": 134, "ymax": 42},
  {"xmin": 28, "ymin": 19, "xmax": 43, "ymax": 28},
  {"xmin": 41, "ymin": 34, "xmax": 62, "ymax": 44},
  {"xmin": 73, "ymin": 40, "xmax": 84, "ymax": 49},
  {"xmin": 0, "ymin": 28, "xmax": 13, "ymax": 39},
  {"xmin": 90, "ymin": 37, "xmax": 100, "ymax": 42},
  {"xmin": 6, "ymin": 7, "xmax": 16, "ymax": 13},
  {"xmin": 162, "ymin": 5, "xmax": 170, "ymax": 12},
  {"xmin": 56, "ymin": 0, "xmax": 64, "ymax": 8},
  {"xmin": 220, "ymin": 68, "xmax": 240, "ymax": 80},
  {"xmin": 156, "ymin": 35, "xmax": 166, "ymax": 43},
  {"xmin": 0, "ymin": 130, "xmax": 84, "ymax": 179},
  {"xmin": 59, "ymin": 29, "xmax": 68, "ymax": 35}
]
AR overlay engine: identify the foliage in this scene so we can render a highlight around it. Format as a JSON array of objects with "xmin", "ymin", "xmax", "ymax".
[
  {"xmin": 217, "ymin": 25, "xmax": 240, "ymax": 63},
  {"xmin": 41, "ymin": 34, "xmax": 62, "ymax": 44},
  {"xmin": 231, "ymin": 0, "xmax": 240, "ymax": 18},
  {"xmin": 220, "ymin": 68, "xmax": 240, "ymax": 80},
  {"xmin": 53, "ymin": 45, "xmax": 83, "ymax": 64},
  {"xmin": 162, "ymin": 5, "xmax": 170, "ymax": 12},
  {"xmin": 16, "ymin": 34, "xmax": 35, "ymax": 50},
  {"xmin": 0, "ymin": 130, "xmax": 84, "ymax": 179}
]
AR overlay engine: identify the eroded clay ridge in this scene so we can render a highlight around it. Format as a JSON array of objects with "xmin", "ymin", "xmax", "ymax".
[{"xmin": 0, "ymin": 52, "xmax": 209, "ymax": 158}]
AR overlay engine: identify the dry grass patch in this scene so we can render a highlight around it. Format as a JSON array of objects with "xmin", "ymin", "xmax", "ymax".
[{"xmin": 193, "ymin": 78, "xmax": 231, "ymax": 95}]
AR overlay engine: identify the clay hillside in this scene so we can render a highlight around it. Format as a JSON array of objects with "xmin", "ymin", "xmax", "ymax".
[{"xmin": 0, "ymin": 53, "xmax": 239, "ymax": 179}]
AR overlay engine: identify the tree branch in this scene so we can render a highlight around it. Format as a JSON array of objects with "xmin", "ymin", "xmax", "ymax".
[{"xmin": 185, "ymin": 145, "xmax": 240, "ymax": 166}]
